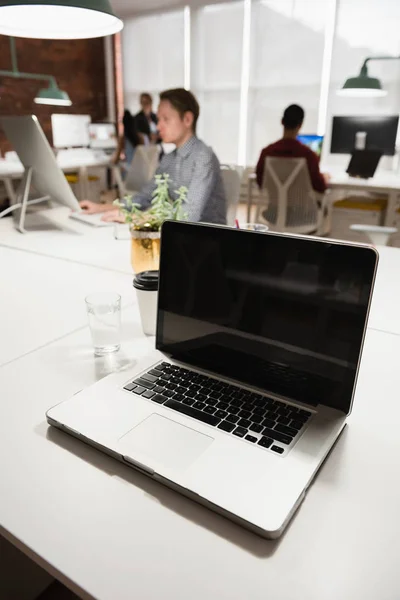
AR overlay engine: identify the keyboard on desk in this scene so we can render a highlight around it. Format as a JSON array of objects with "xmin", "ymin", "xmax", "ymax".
[
  {"xmin": 69, "ymin": 211, "xmax": 113, "ymax": 227},
  {"xmin": 123, "ymin": 362, "xmax": 313, "ymax": 456}
]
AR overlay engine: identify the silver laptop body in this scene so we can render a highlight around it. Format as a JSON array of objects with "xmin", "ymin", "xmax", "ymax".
[{"xmin": 47, "ymin": 222, "xmax": 378, "ymax": 538}]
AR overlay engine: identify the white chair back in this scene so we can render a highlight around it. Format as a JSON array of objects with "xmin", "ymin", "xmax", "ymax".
[
  {"xmin": 115, "ymin": 145, "xmax": 159, "ymax": 198},
  {"xmin": 220, "ymin": 165, "xmax": 241, "ymax": 226},
  {"xmin": 125, "ymin": 145, "xmax": 159, "ymax": 193},
  {"xmin": 260, "ymin": 157, "xmax": 323, "ymax": 234}
]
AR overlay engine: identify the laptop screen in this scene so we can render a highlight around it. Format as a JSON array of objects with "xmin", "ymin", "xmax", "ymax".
[{"xmin": 157, "ymin": 223, "xmax": 377, "ymax": 413}]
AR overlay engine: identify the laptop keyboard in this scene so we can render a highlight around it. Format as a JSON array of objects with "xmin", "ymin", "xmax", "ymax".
[{"xmin": 123, "ymin": 362, "xmax": 313, "ymax": 456}]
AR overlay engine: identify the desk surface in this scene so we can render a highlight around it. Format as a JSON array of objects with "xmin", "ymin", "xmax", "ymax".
[
  {"xmin": 1, "ymin": 223, "xmax": 400, "ymax": 600},
  {"xmin": 0, "ymin": 155, "xmax": 110, "ymax": 177},
  {"xmin": 1, "ymin": 317, "xmax": 400, "ymax": 600},
  {"xmin": 0, "ymin": 245, "xmax": 134, "ymax": 368},
  {"xmin": 0, "ymin": 207, "xmax": 132, "ymax": 274}
]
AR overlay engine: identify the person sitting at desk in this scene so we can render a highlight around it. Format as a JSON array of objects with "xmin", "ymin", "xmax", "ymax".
[
  {"xmin": 80, "ymin": 88, "xmax": 227, "ymax": 225},
  {"xmin": 135, "ymin": 93, "xmax": 160, "ymax": 144},
  {"xmin": 112, "ymin": 109, "xmax": 144, "ymax": 166},
  {"xmin": 256, "ymin": 104, "xmax": 329, "ymax": 193}
]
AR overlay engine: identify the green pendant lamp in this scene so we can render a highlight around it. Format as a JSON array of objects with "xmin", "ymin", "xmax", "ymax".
[
  {"xmin": 0, "ymin": 37, "xmax": 72, "ymax": 105},
  {"xmin": 0, "ymin": 0, "xmax": 123, "ymax": 39},
  {"xmin": 338, "ymin": 56, "xmax": 400, "ymax": 98},
  {"xmin": 34, "ymin": 81, "xmax": 72, "ymax": 106},
  {"xmin": 337, "ymin": 65, "xmax": 387, "ymax": 98}
]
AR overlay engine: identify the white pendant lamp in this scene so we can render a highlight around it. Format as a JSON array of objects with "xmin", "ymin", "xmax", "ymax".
[{"xmin": 0, "ymin": 1, "xmax": 123, "ymax": 39}]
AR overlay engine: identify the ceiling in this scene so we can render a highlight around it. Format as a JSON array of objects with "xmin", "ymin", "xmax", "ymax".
[{"xmin": 111, "ymin": 0, "xmax": 233, "ymax": 17}]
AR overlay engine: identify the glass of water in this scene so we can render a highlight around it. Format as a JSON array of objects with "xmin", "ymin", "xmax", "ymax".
[{"xmin": 85, "ymin": 292, "xmax": 121, "ymax": 355}]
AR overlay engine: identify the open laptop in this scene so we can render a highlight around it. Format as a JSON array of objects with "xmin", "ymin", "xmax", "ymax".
[{"xmin": 46, "ymin": 222, "xmax": 378, "ymax": 538}]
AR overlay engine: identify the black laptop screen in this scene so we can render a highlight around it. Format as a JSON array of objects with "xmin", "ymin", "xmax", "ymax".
[{"xmin": 156, "ymin": 222, "xmax": 377, "ymax": 413}]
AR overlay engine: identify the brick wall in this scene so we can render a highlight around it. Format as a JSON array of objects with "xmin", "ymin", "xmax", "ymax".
[{"xmin": 0, "ymin": 35, "xmax": 107, "ymax": 153}]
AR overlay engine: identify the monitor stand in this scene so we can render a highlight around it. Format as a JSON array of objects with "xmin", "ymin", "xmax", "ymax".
[{"xmin": 0, "ymin": 167, "xmax": 50, "ymax": 233}]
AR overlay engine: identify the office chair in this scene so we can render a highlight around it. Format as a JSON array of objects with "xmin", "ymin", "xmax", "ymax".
[
  {"xmin": 258, "ymin": 157, "xmax": 330, "ymax": 235},
  {"xmin": 114, "ymin": 145, "xmax": 159, "ymax": 198},
  {"xmin": 220, "ymin": 165, "xmax": 241, "ymax": 226}
]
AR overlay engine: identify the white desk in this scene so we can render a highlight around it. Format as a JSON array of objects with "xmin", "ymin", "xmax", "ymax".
[
  {"xmin": 1, "ymin": 314, "xmax": 400, "ymax": 600},
  {"xmin": 0, "ymin": 206, "xmax": 132, "ymax": 274},
  {"xmin": 1, "ymin": 228, "xmax": 400, "ymax": 600},
  {"xmin": 326, "ymin": 168, "xmax": 400, "ymax": 227},
  {"xmin": 0, "ymin": 154, "xmax": 111, "ymax": 203},
  {"xmin": 246, "ymin": 169, "xmax": 400, "ymax": 227},
  {"xmin": 0, "ymin": 245, "xmax": 134, "ymax": 368},
  {"xmin": 368, "ymin": 246, "xmax": 400, "ymax": 336}
]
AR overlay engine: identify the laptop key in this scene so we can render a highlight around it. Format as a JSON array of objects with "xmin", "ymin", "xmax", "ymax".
[
  {"xmin": 204, "ymin": 405, "xmax": 216, "ymax": 415},
  {"xmin": 142, "ymin": 389, "xmax": 155, "ymax": 399},
  {"xmin": 289, "ymin": 420, "xmax": 304, "ymax": 431},
  {"xmin": 158, "ymin": 362, "xmax": 171, "ymax": 370},
  {"xmin": 275, "ymin": 423, "xmax": 299, "ymax": 437},
  {"xmin": 215, "ymin": 409, "xmax": 228, "ymax": 419},
  {"xmin": 123, "ymin": 383, "xmax": 137, "ymax": 391},
  {"xmin": 217, "ymin": 420, "xmax": 236, "ymax": 432},
  {"xmin": 249, "ymin": 423, "xmax": 263, "ymax": 434},
  {"xmin": 164, "ymin": 399, "xmax": 221, "ymax": 426},
  {"xmin": 262, "ymin": 427, "xmax": 292, "ymax": 445},
  {"xmin": 182, "ymin": 397, "xmax": 195, "ymax": 406},
  {"xmin": 238, "ymin": 409, "xmax": 251, "ymax": 419},
  {"xmin": 133, "ymin": 386, "xmax": 146, "ymax": 395},
  {"xmin": 232, "ymin": 427, "xmax": 247, "ymax": 438},
  {"xmin": 225, "ymin": 413, "xmax": 240, "ymax": 424},
  {"xmin": 148, "ymin": 369, "xmax": 163, "ymax": 377},
  {"xmin": 245, "ymin": 435, "xmax": 257, "ymax": 443},
  {"xmin": 250, "ymin": 413, "xmax": 263, "ymax": 424},
  {"xmin": 258, "ymin": 436, "xmax": 273, "ymax": 448},
  {"xmin": 261, "ymin": 417, "xmax": 276, "ymax": 429},
  {"xmin": 134, "ymin": 378, "xmax": 155, "ymax": 390},
  {"xmin": 153, "ymin": 385, "xmax": 166, "ymax": 394},
  {"xmin": 271, "ymin": 445, "xmax": 284, "ymax": 454},
  {"xmin": 193, "ymin": 401, "xmax": 206, "ymax": 410},
  {"xmin": 150, "ymin": 394, "xmax": 167, "ymax": 404},
  {"xmin": 141, "ymin": 373, "xmax": 158, "ymax": 383},
  {"xmin": 238, "ymin": 418, "xmax": 251, "ymax": 429}
]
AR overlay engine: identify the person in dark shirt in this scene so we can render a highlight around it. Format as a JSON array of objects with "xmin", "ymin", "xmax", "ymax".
[
  {"xmin": 112, "ymin": 109, "xmax": 144, "ymax": 166},
  {"xmin": 134, "ymin": 93, "xmax": 159, "ymax": 143},
  {"xmin": 256, "ymin": 104, "xmax": 329, "ymax": 193}
]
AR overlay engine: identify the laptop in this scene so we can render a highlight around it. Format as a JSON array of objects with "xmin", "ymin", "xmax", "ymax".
[
  {"xmin": 46, "ymin": 222, "xmax": 378, "ymax": 538},
  {"xmin": 346, "ymin": 149, "xmax": 382, "ymax": 179},
  {"xmin": 297, "ymin": 134, "xmax": 324, "ymax": 158}
]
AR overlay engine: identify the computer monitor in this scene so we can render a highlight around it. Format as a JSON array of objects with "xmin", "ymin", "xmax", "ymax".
[
  {"xmin": 296, "ymin": 134, "xmax": 324, "ymax": 157},
  {"xmin": 51, "ymin": 113, "xmax": 91, "ymax": 148},
  {"xmin": 0, "ymin": 115, "xmax": 81, "ymax": 230},
  {"xmin": 88, "ymin": 123, "xmax": 118, "ymax": 150},
  {"xmin": 330, "ymin": 116, "xmax": 399, "ymax": 156}
]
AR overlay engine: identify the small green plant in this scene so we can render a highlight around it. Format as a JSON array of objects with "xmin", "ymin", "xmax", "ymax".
[{"xmin": 113, "ymin": 173, "xmax": 188, "ymax": 231}]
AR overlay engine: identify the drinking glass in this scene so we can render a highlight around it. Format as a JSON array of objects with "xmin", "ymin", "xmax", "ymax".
[{"xmin": 85, "ymin": 292, "xmax": 121, "ymax": 355}]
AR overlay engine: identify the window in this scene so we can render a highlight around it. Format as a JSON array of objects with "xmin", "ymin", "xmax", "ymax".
[{"xmin": 122, "ymin": 10, "xmax": 185, "ymax": 114}]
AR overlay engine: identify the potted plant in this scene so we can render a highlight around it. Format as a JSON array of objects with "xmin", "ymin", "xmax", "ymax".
[{"xmin": 114, "ymin": 173, "xmax": 188, "ymax": 273}]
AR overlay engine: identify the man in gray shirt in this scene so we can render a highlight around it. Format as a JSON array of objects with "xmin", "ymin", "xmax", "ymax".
[{"xmin": 80, "ymin": 88, "xmax": 226, "ymax": 225}]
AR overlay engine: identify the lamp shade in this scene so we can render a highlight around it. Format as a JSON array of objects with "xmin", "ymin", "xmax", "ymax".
[
  {"xmin": 0, "ymin": 1, "xmax": 123, "ymax": 39},
  {"xmin": 34, "ymin": 83, "xmax": 72, "ymax": 106},
  {"xmin": 337, "ymin": 70, "xmax": 387, "ymax": 98}
]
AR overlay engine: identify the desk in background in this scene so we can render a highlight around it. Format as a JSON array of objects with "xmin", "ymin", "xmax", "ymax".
[
  {"xmin": 246, "ymin": 169, "xmax": 400, "ymax": 228},
  {"xmin": 0, "ymin": 152, "xmax": 111, "ymax": 204}
]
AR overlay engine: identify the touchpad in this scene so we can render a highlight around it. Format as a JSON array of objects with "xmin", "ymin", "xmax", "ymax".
[{"xmin": 118, "ymin": 414, "xmax": 214, "ymax": 471}]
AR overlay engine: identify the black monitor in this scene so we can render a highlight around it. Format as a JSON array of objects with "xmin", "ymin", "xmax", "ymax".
[{"xmin": 330, "ymin": 115, "xmax": 399, "ymax": 156}]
